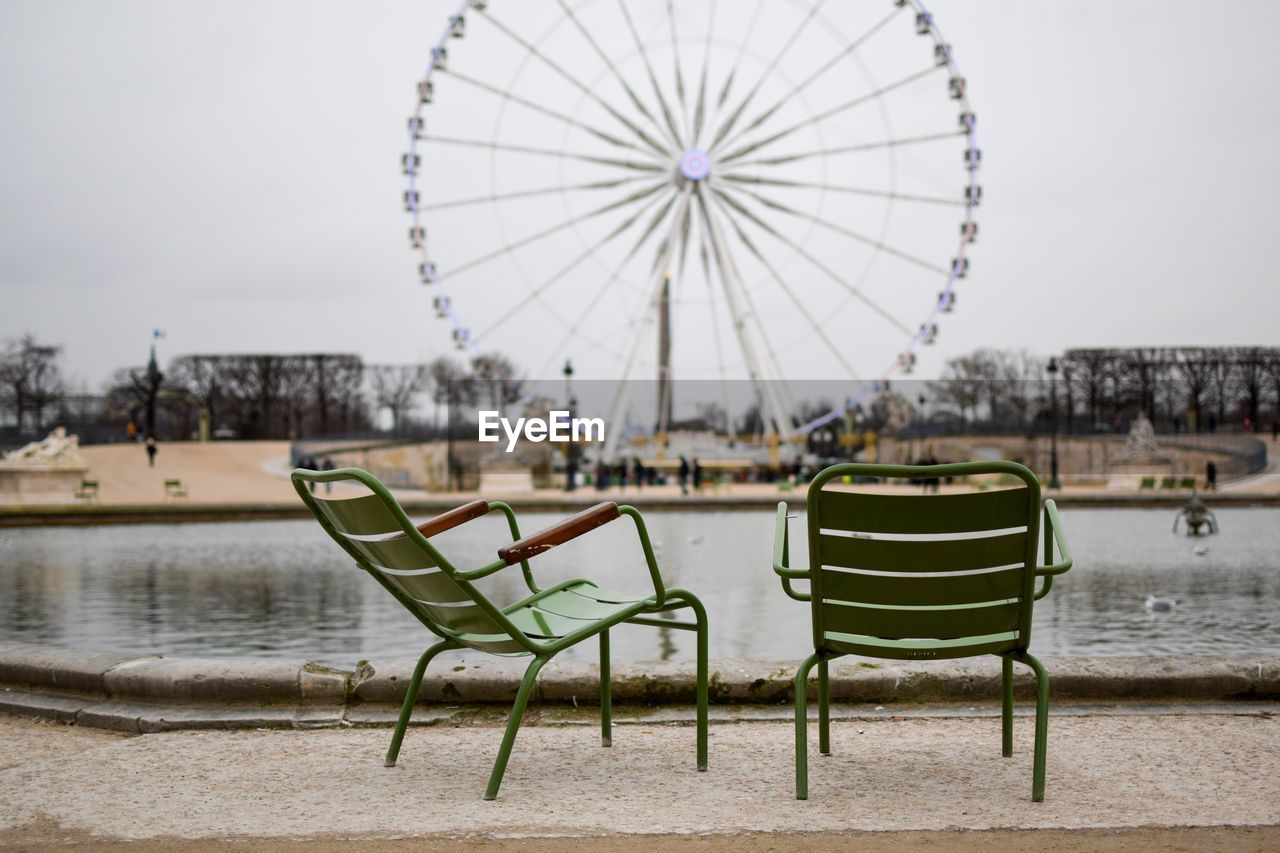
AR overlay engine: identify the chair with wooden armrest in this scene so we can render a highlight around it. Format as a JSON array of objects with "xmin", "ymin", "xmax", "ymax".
[{"xmin": 292, "ymin": 466, "xmax": 708, "ymax": 800}]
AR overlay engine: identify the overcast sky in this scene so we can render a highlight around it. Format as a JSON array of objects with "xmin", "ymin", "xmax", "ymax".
[{"xmin": 2, "ymin": 0, "xmax": 1277, "ymax": 390}]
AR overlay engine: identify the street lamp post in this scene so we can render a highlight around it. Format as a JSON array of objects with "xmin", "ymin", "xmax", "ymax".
[
  {"xmin": 563, "ymin": 360, "xmax": 577, "ymax": 492},
  {"xmin": 1047, "ymin": 357, "xmax": 1061, "ymax": 490}
]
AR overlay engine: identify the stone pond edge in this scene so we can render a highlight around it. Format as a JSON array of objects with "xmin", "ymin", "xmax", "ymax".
[{"xmin": 0, "ymin": 641, "xmax": 1276, "ymax": 732}]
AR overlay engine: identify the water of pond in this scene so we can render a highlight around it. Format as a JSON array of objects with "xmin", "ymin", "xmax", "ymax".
[{"xmin": 1, "ymin": 509, "xmax": 1277, "ymax": 666}]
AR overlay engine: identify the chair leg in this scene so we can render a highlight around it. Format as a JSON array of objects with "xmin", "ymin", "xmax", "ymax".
[
  {"xmin": 1018, "ymin": 652, "xmax": 1050, "ymax": 802},
  {"xmin": 794, "ymin": 652, "xmax": 821, "ymax": 800},
  {"xmin": 600, "ymin": 629, "xmax": 612, "ymax": 747},
  {"xmin": 385, "ymin": 640, "xmax": 453, "ymax": 768},
  {"xmin": 1001, "ymin": 655, "xmax": 1014, "ymax": 758},
  {"xmin": 664, "ymin": 589, "xmax": 709, "ymax": 771},
  {"xmin": 818, "ymin": 655, "xmax": 831, "ymax": 756},
  {"xmin": 684, "ymin": 592, "xmax": 710, "ymax": 771},
  {"xmin": 485, "ymin": 655, "xmax": 549, "ymax": 801}
]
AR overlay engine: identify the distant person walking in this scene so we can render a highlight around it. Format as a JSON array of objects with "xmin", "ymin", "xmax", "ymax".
[
  {"xmin": 145, "ymin": 436, "xmax": 157, "ymax": 467},
  {"xmin": 1206, "ymin": 460, "xmax": 1217, "ymax": 491},
  {"xmin": 321, "ymin": 457, "xmax": 336, "ymax": 494},
  {"xmin": 299, "ymin": 456, "xmax": 317, "ymax": 493},
  {"xmin": 678, "ymin": 455, "xmax": 690, "ymax": 496},
  {"xmin": 692, "ymin": 458, "xmax": 703, "ymax": 493},
  {"xmin": 632, "ymin": 457, "xmax": 644, "ymax": 491},
  {"xmin": 126, "ymin": 421, "xmax": 138, "ymax": 443}
]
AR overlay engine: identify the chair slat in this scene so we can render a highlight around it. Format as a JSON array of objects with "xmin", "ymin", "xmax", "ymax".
[
  {"xmin": 818, "ymin": 487, "xmax": 1030, "ymax": 534},
  {"xmin": 824, "ymin": 630, "xmax": 1020, "ymax": 660},
  {"xmin": 533, "ymin": 587, "xmax": 637, "ymax": 620},
  {"xmin": 506, "ymin": 606, "xmax": 596, "ymax": 639},
  {"xmin": 820, "ymin": 565, "xmax": 1024, "ymax": 606},
  {"xmin": 821, "ymin": 599, "xmax": 1021, "ymax": 639},
  {"xmin": 415, "ymin": 600, "xmax": 508, "ymax": 635},
  {"xmin": 346, "ymin": 535, "xmax": 438, "ymax": 571},
  {"xmin": 312, "ymin": 493, "xmax": 402, "ymax": 536},
  {"xmin": 818, "ymin": 531, "xmax": 1027, "ymax": 573},
  {"xmin": 450, "ymin": 632, "xmax": 531, "ymax": 655},
  {"xmin": 374, "ymin": 567, "xmax": 470, "ymax": 603}
]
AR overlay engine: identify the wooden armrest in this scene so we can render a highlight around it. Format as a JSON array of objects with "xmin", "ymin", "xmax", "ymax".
[
  {"xmin": 387, "ymin": 499, "xmax": 490, "ymax": 540},
  {"xmin": 498, "ymin": 502, "xmax": 620, "ymax": 565}
]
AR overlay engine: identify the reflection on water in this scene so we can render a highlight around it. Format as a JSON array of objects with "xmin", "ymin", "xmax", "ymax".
[{"xmin": 1, "ymin": 509, "xmax": 1277, "ymax": 666}]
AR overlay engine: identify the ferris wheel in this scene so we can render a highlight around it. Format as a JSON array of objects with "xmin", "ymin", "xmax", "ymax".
[{"xmin": 402, "ymin": 0, "xmax": 979, "ymax": 448}]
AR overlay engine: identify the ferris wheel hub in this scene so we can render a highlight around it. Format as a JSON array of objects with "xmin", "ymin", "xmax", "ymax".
[{"xmin": 678, "ymin": 148, "xmax": 712, "ymax": 182}]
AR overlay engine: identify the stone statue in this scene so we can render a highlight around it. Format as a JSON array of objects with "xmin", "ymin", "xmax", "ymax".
[
  {"xmin": 1114, "ymin": 415, "xmax": 1168, "ymax": 463},
  {"xmin": 1, "ymin": 427, "xmax": 87, "ymax": 468}
]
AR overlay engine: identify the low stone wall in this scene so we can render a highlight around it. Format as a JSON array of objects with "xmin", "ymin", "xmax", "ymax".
[{"xmin": 1, "ymin": 642, "xmax": 1277, "ymax": 732}]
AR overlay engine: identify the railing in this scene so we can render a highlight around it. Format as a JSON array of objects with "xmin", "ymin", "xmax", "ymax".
[{"xmin": 1157, "ymin": 435, "xmax": 1268, "ymax": 479}]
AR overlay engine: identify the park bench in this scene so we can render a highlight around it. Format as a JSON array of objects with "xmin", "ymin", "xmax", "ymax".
[
  {"xmin": 1160, "ymin": 476, "xmax": 1178, "ymax": 489},
  {"xmin": 773, "ymin": 461, "xmax": 1072, "ymax": 802},
  {"xmin": 164, "ymin": 479, "xmax": 188, "ymax": 500},
  {"xmin": 74, "ymin": 480, "xmax": 99, "ymax": 502},
  {"xmin": 1139, "ymin": 476, "xmax": 1156, "ymax": 489}
]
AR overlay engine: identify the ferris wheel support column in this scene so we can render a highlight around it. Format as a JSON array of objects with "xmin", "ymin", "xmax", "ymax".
[
  {"xmin": 601, "ymin": 185, "xmax": 695, "ymax": 461},
  {"xmin": 695, "ymin": 184, "xmax": 793, "ymax": 442}
]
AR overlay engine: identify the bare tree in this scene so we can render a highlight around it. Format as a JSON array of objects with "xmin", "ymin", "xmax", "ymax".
[
  {"xmin": 1231, "ymin": 347, "xmax": 1270, "ymax": 431},
  {"xmin": 1172, "ymin": 348, "xmax": 1215, "ymax": 430},
  {"xmin": 469, "ymin": 352, "xmax": 523, "ymax": 417},
  {"xmin": 0, "ymin": 335, "xmax": 65, "ymax": 432},
  {"xmin": 931, "ymin": 351, "xmax": 987, "ymax": 425},
  {"xmin": 369, "ymin": 364, "xmax": 428, "ymax": 432},
  {"xmin": 1063, "ymin": 349, "xmax": 1119, "ymax": 429}
]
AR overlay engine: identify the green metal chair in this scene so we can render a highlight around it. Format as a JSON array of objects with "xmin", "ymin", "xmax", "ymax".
[
  {"xmin": 773, "ymin": 461, "xmax": 1072, "ymax": 802},
  {"xmin": 292, "ymin": 467, "xmax": 707, "ymax": 800}
]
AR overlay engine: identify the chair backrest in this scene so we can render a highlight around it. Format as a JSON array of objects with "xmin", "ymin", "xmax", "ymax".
[
  {"xmin": 805, "ymin": 461, "xmax": 1041, "ymax": 660},
  {"xmin": 292, "ymin": 467, "xmax": 531, "ymax": 655}
]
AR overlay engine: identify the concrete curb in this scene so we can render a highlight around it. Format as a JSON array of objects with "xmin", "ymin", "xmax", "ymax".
[
  {"xmin": 2, "ymin": 491, "xmax": 1279, "ymax": 526},
  {"xmin": 1, "ymin": 641, "xmax": 1277, "ymax": 732}
]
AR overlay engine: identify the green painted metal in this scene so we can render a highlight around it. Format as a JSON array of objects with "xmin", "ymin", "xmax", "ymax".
[
  {"xmin": 292, "ymin": 466, "xmax": 710, "ymax": 799},
  {"xmin": 774, "ymin": 461, "xmax": 1072, "ymax": 801}
]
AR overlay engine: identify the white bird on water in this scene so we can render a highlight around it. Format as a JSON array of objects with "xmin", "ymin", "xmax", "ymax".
[{"xmin": 1144, "ymin": 594, "xmax": 1181, "ymax": 612}]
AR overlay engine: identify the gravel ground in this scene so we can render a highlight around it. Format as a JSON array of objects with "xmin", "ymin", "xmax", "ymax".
[{"xmin": 1, "ymin": 711, "xmax": 1277, "ymax": 847}]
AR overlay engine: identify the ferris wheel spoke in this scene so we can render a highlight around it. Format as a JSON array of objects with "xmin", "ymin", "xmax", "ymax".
[
  {"xmin": 419, "ymin": 135, "xmax": 666, "ymax": 174},
  {"xmin": 716, "ymin": 4, "xmax": 903, "ymax": 155},
  {"xmin": 720, "ymin": 173, "xmax": 964, "ymax": 207},
  {"xmin": 620, "ymin": 192, "xmax": 680, "ymax": 264},
  {"xmin": 694, "ymin": 184, "xmax": 794, "ymax": 429},
  {"xmin": 422, "ymin": 176, "xmax": 656, "ymax": 212},
  {"xmin": 726, "ymin": 129, "xmax": 968, "ymax": 170},
  {"xmin": 707, "ymin": 0, "xmax": 827, "ymax": 154},
  {"xmin": 712, "ymin": 186, "xmax": 914, "ymax": 337},
  {"xmin": 440, "ymin": 180, "xmax": 669, "ymax": 281},
  {"xmin": 616, "ymin": 0, "xmax": 686, "ymax": 149},
  {"xmin": 708, "ymin": 192, "xmax": 860, "ymax": 379},
  {"xmin": 601, "ymin": 185, "xmax": 695, "ymax": 458},
  {"xmin": 676, "ymin": 196, "xmax": 694, "ymax": 277},
  {"xmin": 718, "ymin": 64, "xmax": 947, "ymax": 166},
  {"xmin": 473, "ymin": 8, "xmax": 672, "ymax": 160},
  {"xmin": 690, "ymin": 0, "xmax": 716, "ymax": 145},
  {"xmin": 474, "ymin": 192, "xmax": 674, "ymax": 342},
  {"xmin": 555, "ymin": 0, "xmax": 674, "ymax": 151},
  {"xmin": 665, "ymin": 0, "xmax": 689, "ymax": 138},
  {"xmin": 713, "ymin": 0, "xmax": 767, "ymax": 117},
  {"xmin": 721, "ymin": 182, "xmax": 951, "ymax": 276},
  {"xmin": 442, "ymin": 68, "xmax": 662, "ymax": 159},
  {"xmin": 534, "ymin": 277, "xmax": 630, "ymax": 377}
]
